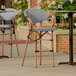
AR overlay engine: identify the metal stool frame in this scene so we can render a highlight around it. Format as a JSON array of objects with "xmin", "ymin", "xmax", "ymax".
[
  {"xmin": 22, "ymin": 8, "xmax": 55, "ymax": 68},
  {"xmin": 0, "ymin": 8, "xmax": 19, "ymax": 57}
]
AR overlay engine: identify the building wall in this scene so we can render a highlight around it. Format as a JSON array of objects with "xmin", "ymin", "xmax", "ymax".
[
  {"xmin": 41, "ymin": 0, "xmax": 52, "ymax": 6},
  {"xmin": 28, "ymin": 0, "xmax": 37, "ymax": 8},
  {"xmin": 42, "ymin": 30, "xmax": 76, "ymax": 52},
  {"xmin": 28, "ymin": 0, "xmax": 53, "ymax": 8},
  {"xmin": 55, "ymin": 30, "xmax": 76, "ymax": 52},
  {"xmin": 56, "ymin": 34, "xmax": 76, "ymax": 52},
  {"xmin": 56, "ymin": 34, "xmax": 69, "ymax": 52}
]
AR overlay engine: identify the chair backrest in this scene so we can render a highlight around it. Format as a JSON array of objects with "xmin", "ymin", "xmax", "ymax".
[
  {"xmin": 24, "ymin": 8, "xmax": 50, "ymax": 22},
  {"xmin": 0, "ymin": 8, "xmax": 18, "ymax": 20}
]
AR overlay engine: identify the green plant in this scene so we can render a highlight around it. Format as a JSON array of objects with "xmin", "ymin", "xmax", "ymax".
[
  {"xmin": 41, "ymin": 0, "xmax": 64, "ymax": 11},
  {"xmin": 41, "ymin": 4, "xmax": 49, "ymax": 11},
  {"xmin": 63, "ymin": 0, "xmax": 76, "ymax": 11},
  {"xmin": 55, "ymin": 24, "xmax": 76, "ymax": 30},
  {"xmin": 41, "ymin": 0, "xmax": 76, "ymax": 24},
  {"xmin": 12, "ymin": 0, "xmax": 28, "ymax": 26},
  {"xmin": 55, "ymin": 25, "xmax": 69, "ymax": 30},
  {"xmin": 41, "ymin": 0, "xmax": 45, "ymax": 2}
]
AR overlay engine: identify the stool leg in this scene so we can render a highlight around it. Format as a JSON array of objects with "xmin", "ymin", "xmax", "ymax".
[
  {"xmin": 14, "ymin": 33, "xmax": 19, "ymax": 56},
  {"xmin": 35, "ymin": 40, "xmax": 37, "ymax": 68},
  {"xmin": 22, "ymin": 39, "xmax": 29, "ymax": 66},
  {"xmin": 51, "ymin": 32, "xmax": 55, "ymax": 67},
  {"xmin": 2, "ymin": 34, "xmax": 4, "ymax": 56},
  {"xmin": 10, "ymin": 29, "xmax": 12, "ymax": 57},
  {"xmin": 40, "ymin": 39, "xmax": 42, "ymax": 65},
  {"xmin": 2, "ymin": 20, "xmax": 5, "ymax": 56},
  {"xmin": 35, "ymin": 33, "xmax": 37, "ymax": 68}
]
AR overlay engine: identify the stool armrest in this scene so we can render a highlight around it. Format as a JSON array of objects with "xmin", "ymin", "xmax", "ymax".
[{"xmin": 49, "ymin": 17, "xmax": 55, "ymax": 27}]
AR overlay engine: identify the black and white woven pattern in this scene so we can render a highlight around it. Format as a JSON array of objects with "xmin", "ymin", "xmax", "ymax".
[{"xmin": 24, "ymin": 8, "xmax": 50, "ymax": 22}]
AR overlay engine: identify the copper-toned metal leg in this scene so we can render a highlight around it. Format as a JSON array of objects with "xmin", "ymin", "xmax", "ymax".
[
  {"xmin": 2, "ymin": 34, "xmax": 4, "ymax": 56},
  {"xmin": 34, "ymin": 33, "xmax": 37, "ymax": 68},
  {"xmin": 51, "ymin": 32, "xmax": 55, "ymax": 67},
  {"xmin": 14, "ymin": 33, "xmax": 19, "ymax": 56},
  {"xmin": 22, "ymin": 39, "xmax": 29, "ymax": 66},
  {"xmin": 35, "ymin": 40, "xmax": 37, "ymax": 68},
  {"xmin": 52, "ymin": 52, "xmax": 54, "ymax": 67},
  {"xmin": 40, "ymin": 39, "xmax": 42, "ymax": 65},
  {"xmin": 2, "ymin": 20, "xmax": 4, "ymax": 56},
  {"xmin": 10, "ymin": 30, "xmax": 12, "ymax": 57},
  {"xmin": 40, "ymin": 23, "xmax": 42, "ymax": 65}
]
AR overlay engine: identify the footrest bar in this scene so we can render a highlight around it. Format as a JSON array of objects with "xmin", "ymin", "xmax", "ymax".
[
  {"xmin": 35, "ymin": 50, "xmax": 54, "ymax": 52},
  {"xmin": 35, "ymin": 50, "xmax": 39, "ymax": 53},
  {"xmin": 50, "ymin": 50, "xmax": 54, "ymax": 52},
  {"xmin": 8, "ymin": 43, "xmax": 13, "ymax": 45},
  {"xmin": 50, "ymin": 39, "xmax": 53, "ymax": 41}
]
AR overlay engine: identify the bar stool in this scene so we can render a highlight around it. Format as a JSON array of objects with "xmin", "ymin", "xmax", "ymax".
[
  {"xmin": 22, "ymin": 8, "xmax": 55, "ymax": 68},
  {"xmin": 0, "ymin": 8, "xmax": 19, "ymax": 57}
]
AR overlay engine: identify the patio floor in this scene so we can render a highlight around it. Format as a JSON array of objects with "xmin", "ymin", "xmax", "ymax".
[{"xmin": 0, "ymin": 43, "xmax": 76, "ymax": 76}]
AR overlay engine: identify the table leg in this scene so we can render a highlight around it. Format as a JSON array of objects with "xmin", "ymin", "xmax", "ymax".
[
  {"xmin": 59, "ymin": 12, "xmax": 76, "ymax": 65},
  {"xmin": 69, "ymin": 12, "xmax": 73, "ymax": 64}
]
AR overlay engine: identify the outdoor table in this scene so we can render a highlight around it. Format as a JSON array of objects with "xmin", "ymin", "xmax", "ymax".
[
  {"xmin": 0, "ymin": 10, "xmax": 15, "ymax": 58},
  {"xmin": 51, "ymin": 10, "xmax": 76, "ymax": 65}
]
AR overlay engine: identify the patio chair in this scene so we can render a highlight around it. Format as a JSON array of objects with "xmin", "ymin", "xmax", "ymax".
[
  {"xmin": 0, "ymin": 8, "xmax": 19, "ymax": 57},
  {"xmin": 22, "ymin": 8, "xmax": 55, "ymax": 68}
]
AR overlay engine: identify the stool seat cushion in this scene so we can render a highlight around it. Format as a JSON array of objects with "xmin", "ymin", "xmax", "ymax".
[
  {"xmin": 0, "ymin": 24, "xmax": 13, "ymax": 29},
  {"xmin": 0, "ymin": 8, "xmax": 18, "ymax": 20},
  {"xmin": 33, "ymin": 27, "xmax": 54, "ymax": 32}
]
